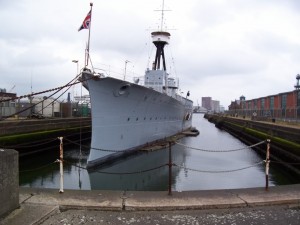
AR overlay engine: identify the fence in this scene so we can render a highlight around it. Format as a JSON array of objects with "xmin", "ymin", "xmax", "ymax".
[
  {"xmin": 19, "ymin": 136, "xmax": 300, "ymax": 195},
  {"xmin": 227, "ymin": 107, "xmax": 300, "ymax": 123}
]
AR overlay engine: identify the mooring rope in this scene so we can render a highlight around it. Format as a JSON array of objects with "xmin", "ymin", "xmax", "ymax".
[
  {"xmin": 173, "ymin": 161, "xmax": 264, "ymax": 173},
  {"xmin": 175, "ymin": 140, "xmax": 266, "ymax": 152}
]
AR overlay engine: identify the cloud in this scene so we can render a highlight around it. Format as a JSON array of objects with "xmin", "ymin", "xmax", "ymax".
[{"xmin": 1, "ymin": 0, "xmax": 300, "ymax": 108}]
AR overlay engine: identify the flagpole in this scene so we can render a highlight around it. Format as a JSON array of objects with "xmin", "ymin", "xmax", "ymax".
[{"xmin": 86, "ymin": 2, "xmax": 93, "ymax": 67}]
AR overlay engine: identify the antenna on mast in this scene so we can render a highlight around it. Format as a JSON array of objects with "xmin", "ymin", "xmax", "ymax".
[
  {"xmin": 154, "ymin": 0, "xmax": 171, "ymax": 31},
  {"xmin": 160, "ymin": 0, "xmax": 165, "ymax": 30}
]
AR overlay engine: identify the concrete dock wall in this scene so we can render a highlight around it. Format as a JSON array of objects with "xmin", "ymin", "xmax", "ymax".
[
  {"xmin": 205, "ymin": 114, "xmax": 300, "ymax": 176},
  {"xmin": 0, "ymin": 117, "xmax": 91, "ymax": 136},
  {"xmin": 0, "ymin": 149, "xmax": 19, "ymax": 218},
  {"xmin": 0, "ymin": 118, "xmax": 91, "ymax": 156}
]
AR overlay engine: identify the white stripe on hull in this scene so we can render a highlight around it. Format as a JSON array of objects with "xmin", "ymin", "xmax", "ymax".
[{"xmin": 85, "ymin": 75, "xmax": 193, "ymax": 167}]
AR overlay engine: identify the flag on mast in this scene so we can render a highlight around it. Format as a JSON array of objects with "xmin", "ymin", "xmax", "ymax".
[
  {"xmin": 78, "ymin": 10, "xmax": 91, "ymax": 31},
  {"xmin": 79, "ymin": 3, "xmax": 93, "ymax": 67}
]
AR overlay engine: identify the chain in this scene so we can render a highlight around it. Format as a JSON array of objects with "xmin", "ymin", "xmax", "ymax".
[
  {"xmin": 63, "ymin": 159, "xmax": 168, "ymax": 175},
  {"xmin": 175, "ymin": 140, "xmax": 266, "ymax": 152},
  {"xmin": 19, "ymin": 161, "xmax": 57, "ymax": 173},
  {"xmin": 1, "ymin": 138, "xmax": 58, "ymax": 149},
  {"xmin": 271, "ymin": 160, "xmax": 300, "ymax": 165},
  {"xmin": 66, "ymin": 138, "xmax": 266, "ymax": 154},
  {"xmin": 0, "ymin": 74, "xmax": 96, "ymax": 103},
  {"xmin": 64, "ymin": 137, "xmax": 131, "ymax": 153},
  {"xmin": 173, "ymin": 161, "xmax": 264, "ymax": 173},
  {"xmin": 0, "ymin": 81, "xmax": 79, "ymax": 103}
]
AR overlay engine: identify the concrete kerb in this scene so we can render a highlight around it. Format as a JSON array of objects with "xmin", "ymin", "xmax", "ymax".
[
  {"xmin": 19, "ymin": 184, "xmax": 300, "ymax": 212},
  {"xmin": 230, "ymin": 185, "xmax": 300, "ymax": 207},
  {"xmin": 20, "ymin": 188, "xmax": 124, "ymax": 211},
  {"xmin": 2, "ymin": 185, "xmax": 298, "ymax": 225},
  {"xmin": 124, "ymin": 190, "xmax": 247, "ymax": 211}
]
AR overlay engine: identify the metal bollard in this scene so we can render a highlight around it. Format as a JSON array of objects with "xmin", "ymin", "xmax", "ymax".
[
  {"xmin": 265, "ymin": 139, "xmax": 271, "ymax": 191},
  {"xmin": 58, "ymin": 137, "xmax": 64, "ymax": 193},
  {"xmin": 168, "ymin": 141, "xmax": 172, "ymax": 196}
]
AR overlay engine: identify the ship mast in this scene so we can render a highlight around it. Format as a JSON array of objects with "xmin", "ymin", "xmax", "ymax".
[
  {"xmin": 152, "ymin": 0, "xmax": 170, "ymax": 71},
  {"xmin": 86, "ymin": 2, "xmax": 93, "ymax": 67}
]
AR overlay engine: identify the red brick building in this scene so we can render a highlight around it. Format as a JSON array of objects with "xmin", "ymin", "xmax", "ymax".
[{"xmin": 228, "ymin": 90, "xmax": 300, "ymax": 120}]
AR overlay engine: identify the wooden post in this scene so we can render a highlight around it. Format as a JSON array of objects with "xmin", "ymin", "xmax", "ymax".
[
  {"xmin": 168, "ymin": 141, "xmax": 172, "ymax": 196},
  {"xmin": 265, "ymin": 139, "xmax": 271, "ymax": 191},
  {"xmin": 58, "ymin": 137, "xmax": 64, "ymax": 193}
]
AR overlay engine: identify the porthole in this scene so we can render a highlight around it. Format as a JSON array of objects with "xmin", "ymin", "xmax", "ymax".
[
  {"xmin": 113, "ymin": 83, "xmax": 130, "ymax": 97},
  {"xmin": 119, "ymin": 85, "xmax": 130, "ymax": 95}
]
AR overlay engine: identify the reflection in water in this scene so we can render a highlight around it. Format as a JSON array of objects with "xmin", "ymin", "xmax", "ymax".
[
  {"xmin": 173, "ymin": 114, "xmax": 269, "ymax": 191},
  {"xmin": 19, "ymin": 114, "xmax": 297, "ymax": 191},
  {"xmin": 88, "ymin": 147, "xmax": 186, "ymax": 191}
]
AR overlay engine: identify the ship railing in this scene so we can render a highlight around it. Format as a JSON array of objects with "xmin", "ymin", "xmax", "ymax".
[
  {"xmin": 92, "ymin": 66, "xmax": 145, "ymax": 84},
  {"xmin": 133, "ymin": 76, "xmax": 144, "ymax": 85}
]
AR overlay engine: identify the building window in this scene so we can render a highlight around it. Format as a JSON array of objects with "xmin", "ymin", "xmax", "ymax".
[
  {"xmin": 270, "ymin": 97, "xmax": 274, "ymax": 109},
  {"xmin": 281, "ymin": 94, "xmax": 287, "ymax": 109},
  {"xmin": 261, "ymin": 98, "xmax": 265, "ymax": 109},
  {"xmin": 281, "ymin": 94, "xmax": 287, "ymax": 117}
]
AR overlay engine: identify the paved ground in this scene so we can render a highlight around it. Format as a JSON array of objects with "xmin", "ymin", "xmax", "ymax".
[
  {"xmin": 40, "ymin": 205, "xmax": 300, "ymax": 225},
  {"xmin": 1, "ymin": 184, "xmax": 300, "ymax": 225}
]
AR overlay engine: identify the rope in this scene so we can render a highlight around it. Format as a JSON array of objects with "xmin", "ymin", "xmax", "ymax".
[
  {"xmin": 66, "ymin": 138, "xmax": 267, "ymax": 154},
  {"xmin": 0, "ymin": 70, "xmax": 95, "ymax": 103},
  {"xmin": 63, "ymin": 160, "xmax": 168, "ymax": 175},
  {"xmin": 0, "ymin": 74, "xmax": 95, "ymax": 121},
  {"xmin": 0, "ymin": 81, "xmax": 80, "ymax": 103},
  {"xmin": 271, "ymin": 160, "xmax": 300, "ymax": 165},
  {"xmin": 19, "ymin": 161, "xmax": 57, "ymax": 173},
  {"xmin": 1, "ymin": 138, "xmax": 58, "ymax": 149},
  {"xmin": 64, "ymin": 137, "xmax": 129, "ymax": 153},
  {"xmin": 173, "ymin": 161, "xmax": 264, "ymax": 173},
  {"xmin": 175, "ymin": 140, "xmax": 266, "ymax": 152}
]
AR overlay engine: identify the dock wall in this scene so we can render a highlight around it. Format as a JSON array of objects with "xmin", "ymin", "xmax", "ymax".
[
  {"xmin": 204, "ymin": 114, "xmax": 300, "ymax": 175},
  {"xmin": 0, "ymin": 118, "xmax": 91, "ymax": 156},
  {"xmin": 0, "ymin": 149, "xmax": 19, "ymax": 218},
  {"xmin": 0, "ymin": 117, "xmax": 91, "ymax": 136}
]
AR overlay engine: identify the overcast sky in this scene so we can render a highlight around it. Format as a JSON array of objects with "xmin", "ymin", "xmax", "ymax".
[{"xmin": 1, "ymin": 0, "xmax": 300, "ymax": 108}]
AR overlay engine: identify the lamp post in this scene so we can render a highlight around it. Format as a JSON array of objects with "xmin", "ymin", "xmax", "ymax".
[
  {"xmin": 72, "ymin": 60, "xmax": 79, "ymax": 117},
  {"xmin": 295, "ymin": 74, "xmax": 300, "ymax": 122},
  {"xmin": 72, "ymin": 60, "xmax": 79, "ymax": 100}
]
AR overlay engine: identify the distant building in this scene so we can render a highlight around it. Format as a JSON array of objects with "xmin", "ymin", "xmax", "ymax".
[
  {"xmin": 202, "ymin": 97, "xmax": 221, "ymax": 113},
  {"xmin": 74, "ymin": 95, "xmax": 91, "ymax": 107},
  {"xmin": 1, "ymin": 88, "xmax": 92, "ymax": 119},
  {"xmin": 228, "ymin": 76, "xmax": 300, "ymax": 120},
  {"xmin": 219, "ymin": 105, "xmax": 225, "ymax": 112},
  {"xmin": 202, "ymin": 97, "xmax": 212, "ymax": 111},
  {"xmin": 212, "ymin": 100, "xmax": 220, "ymax": 113},
  {"xmin": 30, "ymin": 96, "xmax": 60, "ymax": 117},
  {"xmin": 0, "ymin": 88, "xmax": 16, "ymax": 119}
]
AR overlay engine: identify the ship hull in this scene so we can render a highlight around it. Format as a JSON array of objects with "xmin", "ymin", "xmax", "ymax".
[{"xmin": 83, "ymin": 72, "xmax": 193, "ymax": 168}]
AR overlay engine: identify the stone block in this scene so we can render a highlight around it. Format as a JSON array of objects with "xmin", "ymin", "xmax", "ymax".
[{"xmin": 0, "ymin": 149, "xmax": 19, "ymax": 218}]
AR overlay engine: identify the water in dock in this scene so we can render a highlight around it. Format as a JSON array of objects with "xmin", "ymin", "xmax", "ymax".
[{"xmin": 19, "ymin": 114, "xmax": 298, "ymax": 191}]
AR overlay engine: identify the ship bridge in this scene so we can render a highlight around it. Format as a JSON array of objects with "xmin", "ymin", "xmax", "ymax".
[{"xmin": 144, "ymin": 31, "xmax": 178, "ymax": 96}]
